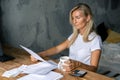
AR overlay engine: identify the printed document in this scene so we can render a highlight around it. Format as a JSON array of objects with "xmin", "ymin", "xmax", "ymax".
[
  {"xmin": 17, "ymin": 71, "xmax": 63, "ymax": 80},
  {"xmin": 2, "ymin": 61, "xmax": 58, "ymax": 77},
  {"xmin": 22, "ymin": 61, "xmax": 57, "ymax": 75},
  {"xmin": 20, "ymin": 45, "xmax": 46, "ymax": 62},
  {"xmin": 2, "ymin": 45, "xmax": 59, "ymax": 78}
]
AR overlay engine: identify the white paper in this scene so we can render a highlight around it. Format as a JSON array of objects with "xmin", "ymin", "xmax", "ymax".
[
  {"xmin": 2, "ymin": 45, "xmax": 59, "ymax": 78},
  {"xmin": 17, "ymin": 71, "xmax": 63, "ymax": 80},
  {"xmin": 2, "ymin": 65, "xmax": 27, "ymax": 78},
  {"xmin": 20, "ymin": 45, "xmax": 46, "ymax": 62},
  {"xmin": 2, "ymin": 68, "xmax": 19, "ymax": 78},
  {"xmin": 22, "ymin": 61, "xmax": 57, "ymax": 75},
  {"xmin": 2, "ymin": 61, "xmax": 58, "ymax": 78}
]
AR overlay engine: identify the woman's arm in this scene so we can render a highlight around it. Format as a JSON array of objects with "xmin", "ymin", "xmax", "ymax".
[
  {"xmin": 31, "ymin": 40, "xmax": 69, "ymax": 62},
  {"xmin": 65, "ymin": 49, "xmax": 101, "ymax": 72},
  {"xmin": 80, "ymin": 49, "xmax": 101, "ymax": 72},
  {"xmin": 39, "ymin": 40, "xmax": 69, "ymax": 57}
]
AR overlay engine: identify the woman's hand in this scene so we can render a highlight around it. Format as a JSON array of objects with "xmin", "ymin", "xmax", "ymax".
[
  {"xmin": 63, "ymin": 59, "xmax": 81, "ymax": 72},
  {"xmin": 30, "ymin": 55, "xmax": 38, "ymax": 62}
]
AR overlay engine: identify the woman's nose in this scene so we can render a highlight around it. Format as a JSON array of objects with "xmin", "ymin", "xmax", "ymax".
[{"xmin": 73, "ymin": 19, "xmax": 77, "ymax": 24}]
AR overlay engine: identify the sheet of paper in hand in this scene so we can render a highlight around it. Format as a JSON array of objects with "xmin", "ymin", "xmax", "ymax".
[{"xmin": 20, "ymin": 45, "xmax": 46, "ymax": 62}]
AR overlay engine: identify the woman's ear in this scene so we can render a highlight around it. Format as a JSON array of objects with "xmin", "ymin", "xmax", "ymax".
[{"xmin": 86, "ymin": 15, "xmax": 91, "ymax": 22}]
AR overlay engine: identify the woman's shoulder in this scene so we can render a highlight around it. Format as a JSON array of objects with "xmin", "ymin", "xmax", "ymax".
[
  {"xmin": 89, "ymin": 32, "xmax": 101, "ymax": 40},
  {"xmin": 90, "ymin": 31, "xmax": 97, "ymax": 36},
  {"xmin": 89, "ymin": 31, "xmax": 97, "ymax": 38},
  {"xmin": 67, "ymin": 33, "xmax": 73, "ymax": 40}
]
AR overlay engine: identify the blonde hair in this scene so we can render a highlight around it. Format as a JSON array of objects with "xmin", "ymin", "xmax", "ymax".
[{"xmin": 68, "ymin": 3, "xmax": 95, "ymax": 47}]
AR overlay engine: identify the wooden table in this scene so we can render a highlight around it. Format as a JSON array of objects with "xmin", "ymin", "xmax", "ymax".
[{"xmin": 0, "ymin": 45, "xmax": 115, "ymax": 80}]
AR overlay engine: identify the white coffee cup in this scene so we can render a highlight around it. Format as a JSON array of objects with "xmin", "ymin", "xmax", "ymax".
[{"xmin": 58, "ymin": 56, "xmax": 69, "ymax": 71}]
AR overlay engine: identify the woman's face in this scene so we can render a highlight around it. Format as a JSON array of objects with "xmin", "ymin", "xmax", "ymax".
[{"xmin": 71, "ymin": 10, "xmax": 89, "ymax": 30}]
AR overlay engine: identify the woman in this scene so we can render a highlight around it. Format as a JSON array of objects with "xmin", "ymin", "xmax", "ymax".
[{"xmin": 31, "ymin": 3, "xmax": 102, "ymax": 72}]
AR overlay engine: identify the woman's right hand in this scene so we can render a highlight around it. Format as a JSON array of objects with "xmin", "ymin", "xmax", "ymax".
[{"xmin": 30, "ymin": 55, "xmax": 38, "ymax": 62}]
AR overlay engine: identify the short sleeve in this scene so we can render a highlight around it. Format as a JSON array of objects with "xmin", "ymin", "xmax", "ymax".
[
  {"xmin": 90, "ymin": 35, "xmax": 102, "ymax": 52},
  {"xmin": 68, "ymin": 34, "xmax": 73, "ymax": 41}
]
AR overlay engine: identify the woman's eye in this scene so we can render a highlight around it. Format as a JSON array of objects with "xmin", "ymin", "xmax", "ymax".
[
  {"xmin": 76, "ymin": 16, "xmax": 80, "ymax": 19},
  {"xmin": 72, "ymin": 16, "xmax": 81, "ymax": 21}
]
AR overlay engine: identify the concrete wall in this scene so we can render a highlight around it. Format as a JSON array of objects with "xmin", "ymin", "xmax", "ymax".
[{"xmin": 0, "ymin": 0, "xmax": 120, "ymax": 58}]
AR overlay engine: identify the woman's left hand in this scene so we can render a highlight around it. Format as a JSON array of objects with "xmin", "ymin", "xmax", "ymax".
[{"xmin": 63, "ymin": 59, "xmax": 81, "ymax": 72}]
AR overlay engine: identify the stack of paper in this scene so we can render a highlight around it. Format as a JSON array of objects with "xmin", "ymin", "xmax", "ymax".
[
  {"xmin": 2, "ymin": 45, "xmax": 62, "ymax": 79},
  {"xmin": 2, "ymin": 68, "xmax": 22, "ymax": 78},
  {"xmin": 2, "ymin": 61, "xmax": 58, "ymax": 77},
  {"xmin": 2, "ymin": 65, "xmax": 27, "ymax": 78},
  {"xmin": 19, "ymin": 45, "xmax": 58, "ymax": 74},
  {"xmin": 22, "ymin": 61, "xmax": 57, "ymax": 75},
  {"xmin": 17, "ymin": 71, "xmax": 63, "ymax": 80}
]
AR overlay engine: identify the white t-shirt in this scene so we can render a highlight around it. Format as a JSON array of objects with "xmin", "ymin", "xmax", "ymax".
[{"xmin": 68, "ymin": 32, "xmax": 102, "ymax": 65}]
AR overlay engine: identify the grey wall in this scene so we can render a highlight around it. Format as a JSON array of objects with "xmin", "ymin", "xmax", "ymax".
[
  {"xmin": 0, "ymin": 0, "xmax": 120, "ymax": 58},
  {"xmin": 1, "ymin": 0, "xmax": 73, "ymax": 50}
]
